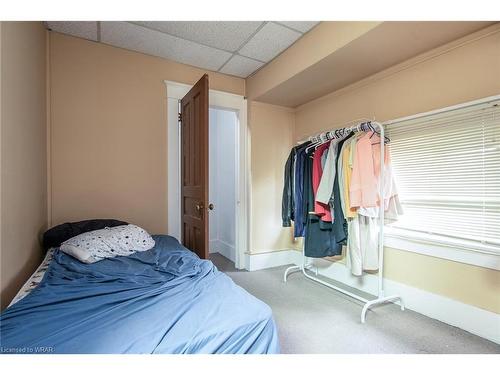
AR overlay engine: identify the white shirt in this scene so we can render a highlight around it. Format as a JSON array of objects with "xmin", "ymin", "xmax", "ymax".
[{"xmin": 315, "ymin": 140, "xmax": 338, "ymax": 205}]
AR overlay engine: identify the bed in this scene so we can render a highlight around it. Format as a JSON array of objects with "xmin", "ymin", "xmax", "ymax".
[{"xmin": 0, "ymin": 235, "xmax": 280, "ymax": 354}]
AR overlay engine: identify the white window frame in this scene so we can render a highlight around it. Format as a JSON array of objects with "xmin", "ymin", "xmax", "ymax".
[{"xmin": 382, "ymin": 94, "xmax": 500, "ymax": 271}]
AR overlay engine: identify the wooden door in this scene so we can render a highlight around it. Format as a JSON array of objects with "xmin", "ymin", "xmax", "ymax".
[{"xmin": 180, "ymin": 74, "xmax": 209, "ymax": 259}]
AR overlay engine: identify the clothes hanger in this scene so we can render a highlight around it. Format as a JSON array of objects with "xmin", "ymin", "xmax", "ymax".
[
  {"xmin": 367, "ymin": 121, "xmax": 391, "ymax": 144},
  {"xmin": 303, "ymin": 117, "xmax": 373, "ymax": 154},
  {"xmin": 305, "ymin": 133, "xmax": 324, "ymax": 153},
  {"xmin": 314, "ymin": 132, "xmax": 331, "ymax": 150},
  {"xmin": 341, "ymin": 117, "xmax": 374, "ymax": 131}
]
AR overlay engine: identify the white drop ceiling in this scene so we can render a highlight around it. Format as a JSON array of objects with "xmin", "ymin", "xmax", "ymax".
[{"xmin": 45, "ymin": 21, "xmax": 319, "ymax": 78}]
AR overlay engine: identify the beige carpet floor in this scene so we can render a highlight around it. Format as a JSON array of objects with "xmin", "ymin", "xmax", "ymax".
[{"xmin": 210, "ymin": 253, "xmax": 500, "ymax": 354}]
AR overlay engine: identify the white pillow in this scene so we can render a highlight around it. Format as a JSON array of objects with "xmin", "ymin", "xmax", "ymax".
[{"xmin": 59, "ymin": 224, "xmax": 155, "ymax": 263}]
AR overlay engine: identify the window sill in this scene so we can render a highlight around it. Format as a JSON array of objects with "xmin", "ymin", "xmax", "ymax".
[{"xmin": 384, "ymin": 228, "xmax": 500, "ymax": 271}]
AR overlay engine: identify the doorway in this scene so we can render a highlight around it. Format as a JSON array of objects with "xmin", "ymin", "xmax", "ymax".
[
  {"xmin": 209, "ymin": 107, "xmax": 238, "ymax": 263},
  {"xmin": 165, "ymin": 80, "xmax": 249, "ymax": 270}
]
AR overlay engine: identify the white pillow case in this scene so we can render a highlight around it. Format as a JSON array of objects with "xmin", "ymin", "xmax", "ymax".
[{"xmin": 60, "ymin": 224, "xmax": 155, "ymax": 263}]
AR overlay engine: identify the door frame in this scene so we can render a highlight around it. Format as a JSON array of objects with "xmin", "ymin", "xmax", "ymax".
[{"xmin": 165, "ymin": 80, "xmax": 249, "ymax": 270}]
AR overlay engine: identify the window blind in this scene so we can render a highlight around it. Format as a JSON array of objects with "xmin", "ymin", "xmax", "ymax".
[{"xmin": 386, "ymin": 100, "xmax": 500, "ymax": 253}]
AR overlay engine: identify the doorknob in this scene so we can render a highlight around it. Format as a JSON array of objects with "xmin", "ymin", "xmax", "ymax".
[
  {"xmin": 208, "ymin": 203, "xmax": 214, "ymax": 210},
  {"xmin": 195, "ymin": 203, "xmax": 204, "ymax": 212}
]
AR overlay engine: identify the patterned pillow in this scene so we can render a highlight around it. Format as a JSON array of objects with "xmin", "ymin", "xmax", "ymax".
[{"xmin": 59, "ymin": 224, "xmax": 155, "ymax": 263}]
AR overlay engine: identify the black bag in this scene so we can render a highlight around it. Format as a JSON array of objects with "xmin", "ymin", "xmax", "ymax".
[{"xmin": 42, "ymin": 219, "xmax": 128, "ymax": 250}]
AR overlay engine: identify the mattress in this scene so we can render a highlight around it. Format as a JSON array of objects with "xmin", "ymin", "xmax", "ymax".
[
  {"xmin": 8, "ymin": 248, "xmax": 55, "ymax": 307},
  {"xmin": 0, "ymin": 235, "xmax": 280, "ymax": 354}
]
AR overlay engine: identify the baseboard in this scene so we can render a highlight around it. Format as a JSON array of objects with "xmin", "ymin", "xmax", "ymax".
[
  {"xmin": 210, "ymin": 239, "xmax": 235, "ymax": 262},
  {"xmin": 246, "ymin": 249, "xmax": 500, "ymax": 344},
  {"xmin": 209, "ymin": 239, "xmax": 218, "ymax": 254},
  {"xmin": 246, "ymin": 249, "xmax": 302, "ymax": 271}
]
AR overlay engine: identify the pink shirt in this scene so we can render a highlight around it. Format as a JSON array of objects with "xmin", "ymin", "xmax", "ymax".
[{"xmin": 350, "ymin": 132, "xmax": 395, "ymax": 209}]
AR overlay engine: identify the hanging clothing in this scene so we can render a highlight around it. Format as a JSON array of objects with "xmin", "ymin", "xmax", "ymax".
[
  {"xmin": 358, "ymin": 194, "xmax": 403, "ymax": 223},
  {"xmin": 350, "ymin": 133, "xmax": 379, "ymax": 208},
  {"xmin": 281, "ymin": 142, "xmax": 312, "ymax": 237},
  {"xmin": 304, "ymin": 215, "xmax": 342, "ymax": 258},
  {"xmin": 316, "ymin": 139, "xmax": 338, "ymax": 205},
  {"xmin": 281, "ymin": 146, "xmax": 297, "ymax": 227},
  {"xmin": 312, "ymin": 142, "xmax": 332, "ymax": 221},
  {"xmin": 303, "ymin": 148, "xmax": 342, "ymax": 258},
  {"xmin": 346, "ymin": 132, "xmax": 402, "ymax": 276},
  {"xmin": 337, "ymin": 138, "xmax": 357, "ymax": 219},
  {"xmin": 321, "ymin": 147, "xmax": 328, "ymax": 169},
  {"xmin": 280, "ymin": 125, "xmax": 401, "ymax": 272},
  {"xmin": 337, "ymin": 140, "xmax": 346, "ymax": 217},
  {"xmin": 346, "ymin": 215, "xmax": 379, "ymax": 276},
  {"xmin": 343, "ymin": 142, "xmax": 357, "ymax": 218},
  {"xmin": 330, "ymin": 133, "xmax": 353, "ymax": 246},
  {"xmin": 350, "ymin": 132, "xmax": 399, "ymax": 210},
  {"xmin": 293, "ymin": 142, "xmax": 311, "ymax": 237}
]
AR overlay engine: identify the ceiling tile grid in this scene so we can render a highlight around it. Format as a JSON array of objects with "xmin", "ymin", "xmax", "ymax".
[
  {"xmin": 130, "ymin": 21, "xmax": 265, "ymax": 52},
  {"xmin": 45, "ymin": 21, "xmax": 319, "ymax": 78},
  {"xmin": 46, "ymin": 21, "xmax": 99, "ymax": 41},
  {"xmin": 219, "ymin": 54, "xmax": 265, "ymax": 77},
  {"xmin": 276, "ymin": 21, "xmax": 320, "ymax": 33},
  {"xmin": 101, "ymin": 22, "xmax": 232, "ymax": 71},
  {"xmin": 238, "ymin": 22, "xmax": 302, "ymax": 62}
]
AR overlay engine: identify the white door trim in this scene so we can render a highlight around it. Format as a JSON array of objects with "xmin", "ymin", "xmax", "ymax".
[{"xmin": 165, "ymin": 80, "xmax": 249, "ymax": 270}]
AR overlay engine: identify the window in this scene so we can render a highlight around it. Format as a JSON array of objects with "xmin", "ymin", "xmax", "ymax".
[{"xmin": 385, "ymin": 99, "xmax": 500, "ymax": 259}]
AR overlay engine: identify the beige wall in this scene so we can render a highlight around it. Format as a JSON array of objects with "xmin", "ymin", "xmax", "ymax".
[
  {"xmin": 250, "ymin": 22, "xmax": 494, "ymax": 107},
  {"xmin": 246, "ymin": 22, "xmax": 381, "ymax": 101},
  {"xmin": 48, "ymin": 32, "xmax": 244, "ymax": 235},
  {"xmin": 291, "ymin": 28, "xmax": 500, "ymax": 313},
  {"xmin": 0, "ymin": 22, "xmax": 47, "ymax": 309},
  {"xmin": 295, "ymin": 27, "xmax": 500, "ymax": 139},
  {"xmin": 249, "ymin": 101, "xmax": 299, "ymax": 254},
  {"xmin": 385, "ymin": 247, "xmax": 500, "ymax": 313}
]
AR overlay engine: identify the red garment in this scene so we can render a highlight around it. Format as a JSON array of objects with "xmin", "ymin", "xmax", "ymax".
[{"xmin": 312, "ymin": 142, "xmax": 332, "ymax": 221}]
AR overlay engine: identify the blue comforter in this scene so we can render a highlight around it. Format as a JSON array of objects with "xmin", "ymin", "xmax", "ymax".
[{"xmin": 0, "ymin": 235, "xmax": 280, "ymax": 354}]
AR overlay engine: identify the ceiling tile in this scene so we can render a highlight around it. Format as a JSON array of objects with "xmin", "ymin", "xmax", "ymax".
[
  {"xmin": 101, "ymin": 22, "xmax": 232, "ymax": 71},
  {"xmin": 239, "ymin": 22, "xmax": 301, "ymax": 62},
  {"xmin": 276, "ymin": 21, "xmax": 319, "ymax": 33},
  {"xmin": 219, "ymin": 55, "xmax": 264, "ymax": 78},
  {"xmin": 46, "ymin": 21, "xmax": 98, "ymax": 41},
  {"xmin": 130, "ymin": 21, "xmax": 264, "ymax": 52}
]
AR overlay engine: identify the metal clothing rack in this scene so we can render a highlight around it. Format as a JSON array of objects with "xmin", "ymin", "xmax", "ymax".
[{"xmin": 283, "ymin": 120, "xmax": 405, "ymax": 323}]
